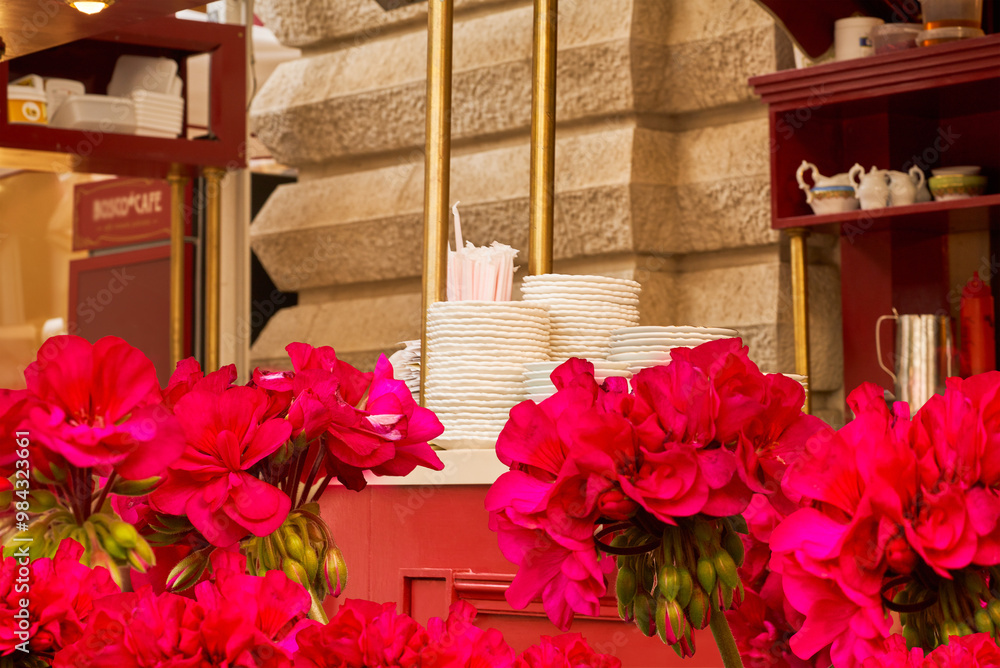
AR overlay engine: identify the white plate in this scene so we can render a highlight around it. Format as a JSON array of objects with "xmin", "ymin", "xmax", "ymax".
[
  {"xmin": 608, "ymin": 351, "xmax": 672, "ymax": 362},
  {"xmin": 523, "ymin": 274, "xmax": 641, "ymax": 288},
  {"xmin": 428, "ymin": 331, "xmax": 549, "ymax": 341},
  {"xmin": 428, "ymin": 343, "xmax": 549, "ymax": 354},
  {"xmin": 524, "ymin": 296, "xmax": 640, "ymax": 309},
  {"xmin": 433, "ymin": 437, "xmax": 497, "ymax": 450},
  {"xmin": 611, "ymin": 326, "xmax": 737, "ymax": 338},
  {"xmin": 428, "ymin": 313, "xmax": 550, "ymax": 327},
  {"xmin": 427, "ymin": 318, "xmax": 549, "ymax": 336},
  {"xmin": 521, "ymin": 285, "xmax": 640, "ymax": 299},
  {"xmin": 550, "ymin": 315, "xmax": 640, "ymax": 324}
]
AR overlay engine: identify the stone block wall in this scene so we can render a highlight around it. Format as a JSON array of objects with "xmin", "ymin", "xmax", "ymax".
[{"xmin": 249, "ymin": 0, "xmax": 845, "ymax": 424}]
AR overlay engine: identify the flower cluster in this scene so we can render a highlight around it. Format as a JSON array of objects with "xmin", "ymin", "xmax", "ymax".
[
  {"xmin": 2, "ymin": 336, "xmax": 444, "ymax": 611},
  {"xmin": 863, "ymin": 632, "xmax": 1000, "ymax": 667},
  {"xmin": 151, "ymin": 342, "xmax": 445, "ymax": 551},
  {"xmin": 770, "ymin": 378, "xmax": 1000, "ymax": 667},
  {"xmin": 294, "ymin": 598, "xmax": 619, "ymax": 668},
  {"xmin": 1, "ymin": 540, "xmax": 118, "ymax": 660},
  {"xmin": 486, "ymin": 340, "xmax": 825, "ymax": 656},
  {"xmin": 8, "ymin": 536, "xmax": 621, "ymax": 668},
  {"xmin": 724, "ymin": 492, "xmax": 824, "ymax": 668},
  {"xmin": 0, "ymin": 336, "xmax": 183, "ymax": 583},
  {"xmin": 54, "ymin": 550, "xmax": 312, "ymax": 668}
]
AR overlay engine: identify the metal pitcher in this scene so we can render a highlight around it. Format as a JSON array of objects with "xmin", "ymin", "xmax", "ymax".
[{"xmin": 876, "ymin": 309, "xmax": 954, "ymax": 410}]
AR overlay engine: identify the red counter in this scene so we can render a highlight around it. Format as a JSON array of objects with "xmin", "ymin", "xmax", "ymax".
[{"xmin": 318, "ymin": 451, "xmax": 724, "ymax": 668}]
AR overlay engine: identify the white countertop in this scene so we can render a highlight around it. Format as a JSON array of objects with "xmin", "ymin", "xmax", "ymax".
[{"xmin": 363, "ymin": 448, "xmax": 509, "ymax": 486}]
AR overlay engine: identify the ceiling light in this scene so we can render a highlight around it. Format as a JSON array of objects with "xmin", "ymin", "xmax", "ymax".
[{"xmin": 66, "ymin": 0, "xmax": 116, "ymax": 14}]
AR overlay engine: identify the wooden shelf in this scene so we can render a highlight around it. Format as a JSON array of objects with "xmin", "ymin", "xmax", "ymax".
[
  {"xmin": 749, "ymin": 31, "xmax": 1000, "ymax": 403},
  {"xmin": 775, "ymin": 193, "xmax": 1000, "ymax": 234},
  {"xmin": 0, "ymin": 16, "xmax": 246, "ymax": 177},
  {"xmin": 750, "ymin": 33, "xmax": 1000, "ymax": 110},
  {"xmin": 0, "ymin": 0, "xmax": 209, "ymax": 61}
]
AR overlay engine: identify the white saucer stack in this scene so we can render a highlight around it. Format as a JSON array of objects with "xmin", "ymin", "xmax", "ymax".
[
  {"xmin": 608, "ymin": 326, "xmax": 739, "ymax": 375},
  {"xmin": 522, "ymin": 360, "xmax": 631, "ymax": 402},
  {"xmin": 520, "ymin": 274, "xmax": 641, "ymax": 361},
  {"xmin": 387, "ymin": 340, "xmax": 421, "ymax": 402},
  {"xmin": 424, "ymin": 301, "xmax": 550, "ymax": 449}
]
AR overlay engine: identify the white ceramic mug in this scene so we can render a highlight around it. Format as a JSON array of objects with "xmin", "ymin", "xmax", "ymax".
[{"xmin": 835, "ymin": 17, "xmax": 885, "ymax": 60}]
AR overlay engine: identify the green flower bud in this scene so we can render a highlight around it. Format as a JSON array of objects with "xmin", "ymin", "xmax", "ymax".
[
  {"xmin": 166, "ymin": 549, "xmax": 210, "ymax": 592},
  {"xmin": 687, "ymin": 586, "xmax": 711, "ymax": 630},
  {"xmin": 723, "ymin": 530, "xmax": 745, "ymax": 568},
  {"xmin": 633, "ymin": 592, "xmax": 655, "ymax": 637},
  {"xmin": 657, "ymin": 564, "xmax": 681, "ymax": 601},
  {"xmin": 283, "ymin": 560, "xmax": 311, "ymax": 588},
  {"xmin": 676, "ymin": 568, "xmax": 694, "ymax": 608},
  {"xmin": 284, "ymin": 531, "xmax": 306, "ymax": 562},
  {"xmin": 322, "ymin": 546, "xmax": 348, "ymax": 598},
  {"xmin": 109, "ymin": 521, "xmax": 139, "ymax": 549},
  {"xmin": 696, "ymin": 557, "xmax": 717, "ymax": 595},
  {"xmin": 713, "ymin": 550, "xmax": 739, "ymax": 589},
  {"xmin": 616, "ymin": 566, "xmax": 637, "ymax": 606}
]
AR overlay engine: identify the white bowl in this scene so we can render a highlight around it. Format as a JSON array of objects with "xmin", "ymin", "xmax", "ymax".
[{"xmin": 931, "ymin": 166, "xmax": 981, "ymax": 176}]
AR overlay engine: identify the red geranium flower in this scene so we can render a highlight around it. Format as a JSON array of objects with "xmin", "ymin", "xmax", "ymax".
[
  {"xmin": 19, "ymin": 335, "xmax": 185, "ymax": 480},
  {"xmin": 151, "ymin": 386, "xmax": 293, "ymax": 547},
  {"xmin": 1, "ymin": 539, "xmax": 119, "ymax": 658}
]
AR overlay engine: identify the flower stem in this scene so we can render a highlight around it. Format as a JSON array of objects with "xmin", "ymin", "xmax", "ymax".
[
  {"xmin": 92, "ymin": 471, "xmax": 117, "ymax": 516},
  {"xmin": 307, "ymin": 589, "xmax": 329, "ymax": 624},
  {"xmin": 709, "ymin": 604, "xmax": 744, "ymax": 668}
]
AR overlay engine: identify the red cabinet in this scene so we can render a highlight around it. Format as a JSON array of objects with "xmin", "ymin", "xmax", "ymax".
[
  {"xmin": 750, "ymin": 34, "xmax": 1000, "ymax": 396},
  {"xmin": 319, "ymin": 474, "xmax": 724, "ymax": 667}
]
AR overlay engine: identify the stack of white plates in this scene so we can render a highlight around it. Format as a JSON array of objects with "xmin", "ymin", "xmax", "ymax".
[
  {"xmin": 424, "ymin": 301, "xmax": 550, "ymax": 449},
  {"xmin": 608, "ymin": 326, "xmax": 739, "ymax": 375},
  {"xmin": 131, "ymin": 89, "xmax": 184, "ymax": 138},
  {"xmin": 387, "ymin": 340, "xmax": 421, "ymax": 401},
  {"xmin": 523, "ymin": 360, "xmax": 631, "ymax": 402},
  {"xmin": 521, "ymin": 274, "xmax": 641, "ymax": 360}
]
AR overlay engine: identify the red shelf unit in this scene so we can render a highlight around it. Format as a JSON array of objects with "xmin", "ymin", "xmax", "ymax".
[
  {"xmin": 750, "ymin": 34, "xmax": 1000, "ymax": 399},
  {"xmin": 0, "ymin": 16, "xmax": 246, "ymax": 178}
]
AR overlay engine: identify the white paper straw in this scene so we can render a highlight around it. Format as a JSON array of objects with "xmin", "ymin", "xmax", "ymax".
[{"xmin": 452, "ymin": 201, "xmax": 464, "ymax": 250}]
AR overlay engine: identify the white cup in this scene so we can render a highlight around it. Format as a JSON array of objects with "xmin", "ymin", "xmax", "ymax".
[{"xmin": 835, "ymin": 17, "xmax": 885, "ymax": 60}]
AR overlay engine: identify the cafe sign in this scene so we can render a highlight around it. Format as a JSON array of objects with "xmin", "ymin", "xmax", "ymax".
[{"xmin": 73, "ymin": 178, "xmax": 171, "ymax": 251}]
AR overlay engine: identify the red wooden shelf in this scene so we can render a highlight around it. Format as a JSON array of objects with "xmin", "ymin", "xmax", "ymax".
[
  {"xmin": 750, "ymin": 33, "xmax": 1000, "ymax": 110},
  {"xmin": 0, "ymin": 16, "xmax": 246, "ymax": 178},
  {"xmin": 749, "ymin": 32, "xmax": 1000, "ymax": 402},
  {"xmin": 774, "ymin": 193, "xmax": 1000, "ymax": 233}
]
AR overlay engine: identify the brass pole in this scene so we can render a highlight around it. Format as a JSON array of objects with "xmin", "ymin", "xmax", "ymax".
[
  {"xmin": 528, "ymin": 0, "xmax": 557, "ymax": 276},
  {"xmin": 203, "ymin": 166, "xmax": 225, "ymax": 373},
  {"xmin": 167, "ymin": 167, "xmax": 188, "ymax": 370},
  {"xmin": 419, "ymin": 0, "xmax": 454, "ymax": 407},
  {"xmin": 787, "ymin": 227, "xmax": 811, "ymax": 414}
]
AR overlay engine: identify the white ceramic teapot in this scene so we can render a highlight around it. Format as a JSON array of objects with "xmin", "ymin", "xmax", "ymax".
[
  {"xmin": 796, "ymin": 160, "xmax": 854, "ymax": 203},
  {"xmin": 849, "ymin": 164, "xmax": 890, "ymax": 210},
  {"xmin": 887, "ymin": 166, "xmax": 926, "ymax": 206}
]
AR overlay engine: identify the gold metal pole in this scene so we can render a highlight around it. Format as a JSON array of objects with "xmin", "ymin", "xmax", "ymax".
[
  {"xmin": 203, "ymin": 166, "xmax": 225, "ymax": 373},
  {"xmin": 787, "ymin": 227, "xmax": 811, "ymax": 414},
  {"xmin": 167, "ymin": 167, "xmax": 188, "ymax": 370},
  {"xmin": 528, "ymin": 0, "xmax": 557, "ymax": 276},
  {"xmin": 419, "ymin": 0, "xmax": 454, "ymax": 407}
]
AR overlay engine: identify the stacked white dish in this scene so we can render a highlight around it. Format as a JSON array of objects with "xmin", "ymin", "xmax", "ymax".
[
  {"xmin": 424, "ymin": 301, "xmax": 550, "ymax": 449},
  {"xmin": 107, "ymin": 55, "xmax": 185, "ymax": 138},
  {"xmin": 608, "ymin": 326, "xmax": 739, "ymax": 375},
  {"xmin": 387, "ymin": 340, "xmax": 421, "ymax": 402},
  {"xmin": 521, "ymin": 274, "xmax": 641, "ymax": 361},
  {"xmin": 523, "ymin": 360, "xmax": 631, "ymax": 402},
  {"xmin": 131, "ymin": 89, "xmax": 185, "ymax": 138}
]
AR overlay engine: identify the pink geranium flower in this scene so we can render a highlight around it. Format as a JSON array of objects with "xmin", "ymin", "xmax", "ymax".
[
  {"xmin": 150, "ymin": 386, "xmax": 293, "ymax": 547},
  {"xmin": 55, "ymin": 550, "xmax": 311, "ymax": 668},
  {"xmin": 516, "ymin": 633, "xmax": 622, "ymax": 668},
  {"xmin": 19, "ymin": 335, "xmax": 186, "ymax": 480},
  {"xmin": 1, "ymin": 539, "xmax": 119, "ymax": 658}
]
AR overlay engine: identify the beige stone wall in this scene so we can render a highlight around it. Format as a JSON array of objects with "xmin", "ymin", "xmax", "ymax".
[{"xmin": 249, "ymin": 0, "xmax": 844, "ymax": 424}]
